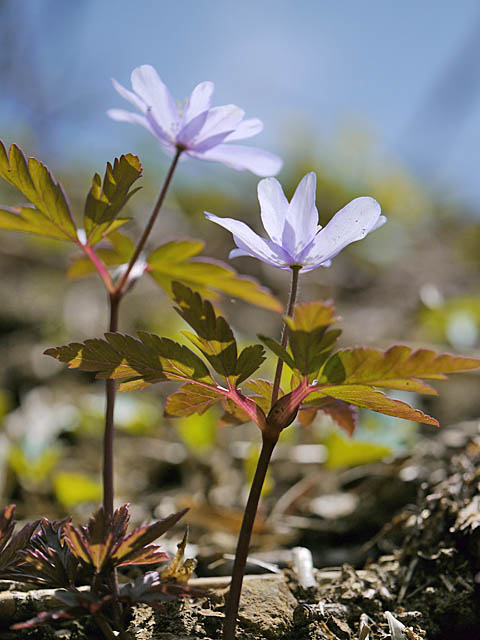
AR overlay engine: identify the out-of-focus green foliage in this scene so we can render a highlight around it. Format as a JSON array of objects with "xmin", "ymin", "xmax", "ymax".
[
  {"xmin": 8, "ymin": 445, "xmax": 61, "ymax": 487},
  {"xmin": 52, "ymin": 471, "xmax": 102, "ymax": 509},
  {"xmin": 176, "ymin": 411, "xmax": 218, "ymax": 452},
  {"xmin": 420, "ymin": 295, "xmax": 480, "ymax": 349},
  {"xmin": 324, "ymin": 430, "xmax": 391, "ymax": 469}
]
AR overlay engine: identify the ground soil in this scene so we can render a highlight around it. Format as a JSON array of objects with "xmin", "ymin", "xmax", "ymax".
[{"xmin": 2, "ymin": 422, "xmax": 480, "ymax": 639}]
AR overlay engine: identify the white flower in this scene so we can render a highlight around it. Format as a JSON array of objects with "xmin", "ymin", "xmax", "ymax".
[
  {"xmin": 108, "ymin": 65, "xmax": 282, "ymax": 177},
  {"xmin": 205, "ymin": 172, "xmax": 385, "ymax": 272}
]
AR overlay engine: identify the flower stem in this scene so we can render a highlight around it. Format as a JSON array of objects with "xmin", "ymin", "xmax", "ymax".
[
  {"xmin": 222, "ymin": 433, "xmax": 278, "ymax": 640},
  {"xmin": 271, "ymin": 265, "xmax": 301, "ymax": 405},
  {"xmin": 103, "ymin": 294, "xmax": 119, "ymax": 519},
  {"xmin": 114, "ymin": 147, "xmax": 183, "ymax": 297},
  {"xmin": 80, "ymin": 242, "xmax": 115, "ymax": 294},
  {"xmin": 101, "ymin": 150, "xmax": 182, "ymax": 518}
]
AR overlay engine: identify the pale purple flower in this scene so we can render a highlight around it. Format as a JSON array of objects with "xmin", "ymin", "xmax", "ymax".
[
  {"xmin": 205, "ymin": 172, "xmax": 385, "ymax": 272},
  {"xmin": 107, "ymin": 65, "xmax": 282, "ymax": 177}
]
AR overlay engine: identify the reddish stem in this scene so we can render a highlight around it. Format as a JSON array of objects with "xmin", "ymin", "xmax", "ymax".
[
  {"xmin": 80, "ymin": 242, "xmax": 115, "ymax": 293},
  {"xmin": 103, "ymin": 293, "xmax": 119, "ymax": 519},
  {"xmin": 222, "ymin": 433, "xmax": 278, "ymax": 640}
]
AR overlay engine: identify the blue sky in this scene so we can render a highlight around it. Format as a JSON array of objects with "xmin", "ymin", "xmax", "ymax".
[{"xmin": 2, "ymin": 1, "xmax": 480, "ymax": 205}]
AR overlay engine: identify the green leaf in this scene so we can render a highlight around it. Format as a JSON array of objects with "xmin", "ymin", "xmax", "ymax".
[
  {"xmin": 148, "ymin": 240, "xmax": 282, "ymax": 311},
  {"xmin": 320, "ymin": 345, "xmax": 480, "ymax": 390},
  {"xmin": 235, "ymin": 345, "xmax": 266, "ymax": 385},
  {"xmin": 44, "ymin": 331, "xmax": 216, "ymax": 389},
  {"xmin": 300, "ymin": 398, "xmax": 358, "ymax": 435},
  {"xmin": 284, "ymin": 301, "xmax": 340, "ymax": 377},
  {"xmin": 308, "ymin": 384, "xmax": 438, "ymax": 426},
  {"xmin": 0, "ymin": 141, "xmax": 77, "ymax": 240},
  {"xmin": 173, "ymin": 282, "xmax": 238, "ymax": 381},
  {"xmin": 166, "ymin": 383, "xmax": 224, "ymax": 417},
  {"xmin": 244, "ymin": 378, "xmax": 281, "ymax": 413},
  {"xmin": 258, "ymin": 335, "xmax": 295, "ymax": 370},
  {"xmin": 84, "ymin": 154, "xmax": 142, "ymax": 244},
  {"xmin": 259, "ymin": 302, "xmax": 341, "ymax": 379}
]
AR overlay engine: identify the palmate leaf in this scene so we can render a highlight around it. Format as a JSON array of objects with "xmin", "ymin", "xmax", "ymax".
[
  {"xmin": 0, "ymin": 504, "xmax": 40, "ymax": 576},
  {"xmin": 45, "ymin": 331, "xmax": 216, "ymax": 390},
  {"xmin": 302, "ymin": 345, "xmax": 480, "ymax": 427},
  {"xmin": 259, "ymin": 301, "xmax": 341, "ymax": 378},
  {"xmin": 84, "ymin": 154, "xmax": 142, "ymax": 244},
  {"xmin": 16, "ymin": 518, "xmax": 78, "ymax": 588},
  {"xmin": 148, "ymin": 240, "xmax": 282, "ymax": 311},
  {"xmin": 0, "ymin": 141, "xmax": 77, "ymax": 241},
  {"xmin": 63, "ymin": 504, "xmax": 186, "ymax": 573},
  {"xmin": 299, "ymin": 398, "xmax": 359, "ymax": 435},
  {"xmin": 173, "ymin": 283, "xmax": 265, "ymax": 385},
  {"xmin": 319, "ymin": 345, "xmax": 480, "ymax": 391},
  {"xmin": 165, "ymin": 383, "xmax": 225, "ymax": 417},
  {"xmin": 307, "ymin": 385, "xmax": 438, "ymax": 426}
]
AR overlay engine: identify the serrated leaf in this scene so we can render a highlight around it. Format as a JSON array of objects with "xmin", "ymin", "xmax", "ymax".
[
  {"xmin": 284, "ymin": 301, "xmax": 340, "ymax": 377},
  {"xmin": 84, "ymin": 154, "xmax": 142, "ymax": 243},
  {"xmin": 301, "ymin": 398, "xmax": 359, "ymax": 436},
  {"xmin": 0, "ymin": 505, "xmax": 40, "ymax": 577},
  {"xmin": 320, "ymin": 345, "xmax": 480, "ymax": 389},
  {"xmin": 148, "ymin": 240, "xmax": 282, "ymax": 311},
  {"xmin": 309, "ymin": 385, "xmax": 438, "ymax": 426},
  {"xmin": 244, "ymin": 378, "xmax": 283, "ymax": 413},
  {"xmin": 45, "ymin": 332, "xmax": 216, "ymax": 388},
  {"xmin": 16, "ymin": 518, "xmax": 78, "ymax": 588},
  {"xmin": 218, "ymin": 398, "xmax": 252, "ymax": 425},
  {"xmin": 0, "ymin": 141, "xmax": 77, "ymax": 240},
  {"xmin": 63, "ymin": 504, "xmax": 185, "ymax": 573},
  {"xmin": 235, "ymin": 345, "xmax": 266, "ymax": 385},
  {"xmin": 166, "ymin": 383, "xmax": 224, "ymax": 417},
  {"xmin": 258, "ymin": 335, "xmax": 296, "ymax": 370},
  {"xmin": 173, "ymin": 283, "xmax": 238, "ymax": 381}
]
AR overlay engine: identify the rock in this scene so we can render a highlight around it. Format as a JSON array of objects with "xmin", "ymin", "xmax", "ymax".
[{"xmin": 237, "ymin": 575, "xmax": 297, "ymax": 638}]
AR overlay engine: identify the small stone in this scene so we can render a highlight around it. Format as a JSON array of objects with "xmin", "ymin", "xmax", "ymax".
[{"xmin": 237, "ymin": 575, "xmax": 297, "ymax": 639}]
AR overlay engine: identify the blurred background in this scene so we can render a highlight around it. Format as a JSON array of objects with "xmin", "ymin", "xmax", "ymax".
[{"xmin": 0, "ymin": 0, "xmax": 480, "ymax": 570}]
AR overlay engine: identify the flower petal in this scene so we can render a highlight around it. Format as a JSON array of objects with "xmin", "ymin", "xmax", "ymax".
[
  {"xmin": 257, "ymin": 177, "xmax": 289, "ymax": 243},
  {"xmin": 205, "ymin": 213, "xmax": 289, "ymax": 266},
  {"xmin": 189, "ymin": 130, "xmax": 235, "ymax": 153},
  {"xmin": 131, "ymin": 65, "xmax": 179, "ymax": 138},
  {"xmin": 301, "ymin": 196, "xmax": 382, "ymax": 265},
  {"xmin": 194, "ymin": 105, "xmax": 245, "ymax": 143},
  {"xmin": 107, "ymin": 109, "xmax": 156, "ymax": 135},
  {"xmin": 224, "ymin": 118, "xmax": 263, "ymax": 142},
  {"xmin": 177, "ymin": 111, "xmax": 209, "ymax": 146},
  {"xmin": 282, "ymin": 172, "xmax": 318, "ymax": 258},
  {"xmin": 145, "ymin": 109, "xmax": 177, "ymax": 145},
  {"xmin": 111, "ymin": 79, "xmax": 146, "ymax": 113},
  {"xmin": 182, "ymin": 81, "xmax": 214, "ymax": 125},
  {"xmin": 192, "ymin": 144, "xmax": 283, "ymax": 176}
]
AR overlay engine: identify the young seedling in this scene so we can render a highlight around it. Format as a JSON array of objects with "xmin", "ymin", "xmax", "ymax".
[{"xmin": 0, "ymin": 503, "xmax": 203, "ymax": 638}]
